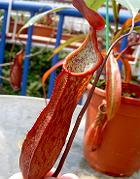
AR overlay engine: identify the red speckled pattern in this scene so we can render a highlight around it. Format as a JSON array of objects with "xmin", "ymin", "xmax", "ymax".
[{"xmin": 20, "ymin": 69, "xmax": 91, "ymax": 179}]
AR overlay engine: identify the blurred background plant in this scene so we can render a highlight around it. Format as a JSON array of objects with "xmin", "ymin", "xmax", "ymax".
[{"xmin": 1, "ymin": 43, "xmax": 68, "ymax": 97}]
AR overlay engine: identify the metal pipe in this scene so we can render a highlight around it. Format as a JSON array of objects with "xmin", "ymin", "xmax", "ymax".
[
  {"xmin": 0, "ymin": 10, "xmax": 8, "ymax": 84},
  {"xmin": 21, "ymin": 11, "xmax": 35, "ymax": 95},
  {"xmin": 0, "ymin": 0, "xmax": 132, "ymax": 22},
  {"xmin": 6, "ymin": 0, "xmax": 13, "ymax": 33}
]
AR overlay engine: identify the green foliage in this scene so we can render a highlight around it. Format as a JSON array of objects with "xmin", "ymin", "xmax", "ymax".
[
  {"xmin": 85, "ymin": 0, "xmax": 106, "ymax": 10},
  {"xmin": 123, "ymin": 92, "xmax": 137, "ymax": 98},
  {"xmin": 90, "ymin": 77, "xmax": 106, "ymax": 90},
  {"xmin": 1, "ymin": 44, "xmax": 68, "ymax": 97},
  {"xmin": 85, "ymin": 0, "xmax": 140, "ymax": 16}
]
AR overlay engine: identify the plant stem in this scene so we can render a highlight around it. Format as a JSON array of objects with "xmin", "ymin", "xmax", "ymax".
[
  {"xmin": 115, "ymin": 41, "xmax": 140, "ymax": 61},
  {"xmin": 112, "ymin": 0, "xmax": 119, "ymax": 33},
  {"xmin": 107, "ymin": 16, "xmax": 135, "ymax": 56}
]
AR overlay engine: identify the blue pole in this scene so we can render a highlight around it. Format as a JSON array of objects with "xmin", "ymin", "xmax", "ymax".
[
  {"xmin": 0, "ymin": 1, "xmax": 132, "ymax": 22},
  {"xmin": 48, "ymin": 14, "xmax": 64, "ymax": 98},
  {"xmin": 118, "ymin": 36, "xmax": 128, "ymax": 71},
  {"xmin": 0, "ymin": 0, "xmax": 51, "ymax": 12},
  {"xmin": 21, "ymin": 11, "xmax": 35, "ymax": 95},
  {"xmin": 0, "ymin": 10, "xmax": 8, "ymax": 84}
]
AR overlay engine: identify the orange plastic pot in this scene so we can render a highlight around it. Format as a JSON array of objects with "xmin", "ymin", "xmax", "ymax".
[{"xmin": 84, "ymin": 83, "xmax": 140, "ymax": 177}]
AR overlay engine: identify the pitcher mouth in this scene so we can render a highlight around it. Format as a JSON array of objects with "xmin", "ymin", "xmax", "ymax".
[{"xmin": 63, "ymin": 35, "xmax": 102, "ymax": 76}]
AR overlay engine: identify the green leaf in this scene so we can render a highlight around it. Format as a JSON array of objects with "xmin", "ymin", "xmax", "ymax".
[
  {"xmin": 85, "ymin": 0, "xmax": 106, "ymax": 10},
  {"xmin": 18, "ymin": 7, "xmax": 69, "ymax": 34},
  {"xmin": 116, "ymin": 0, "xmax": 140, "ymax": 16}
]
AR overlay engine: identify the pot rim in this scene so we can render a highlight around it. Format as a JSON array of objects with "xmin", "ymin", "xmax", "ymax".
[{"xmin": 87, "ymin": 83, "xmax": 140, "ymax": 106}]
